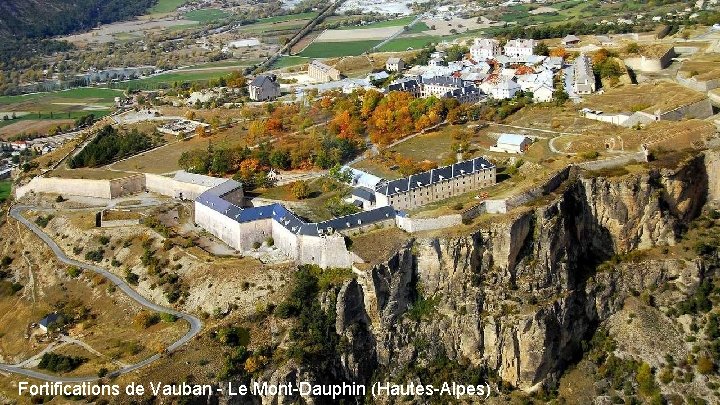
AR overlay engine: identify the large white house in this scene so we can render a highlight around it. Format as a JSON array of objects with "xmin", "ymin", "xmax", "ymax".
[
  {"xmin": 488, "ymin": 79, "xmax": 521, "ymax": 100},
  {"xmin": 470, "ymin": 38, "xmax": 501, "ymax": 61},
  {"xmin": 490, "ymin": 134, "xmax": 532, "ymax": 154},
  {"xmin": 504, "ymin": 39, "xmax": 536, "ymax": 58}
]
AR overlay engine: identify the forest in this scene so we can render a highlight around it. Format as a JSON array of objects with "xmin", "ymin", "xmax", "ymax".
[
  {"xmin": 70, "ymin": 125, "xmax": 159, "ymax": 168},
  {"xmin": 0, "ymin": 0, "xmax": 155, "ymax": 40}
]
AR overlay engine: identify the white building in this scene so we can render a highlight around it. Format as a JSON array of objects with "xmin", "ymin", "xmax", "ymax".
[
  {"xmin": 308, "ymin": 60, "xmax": 342, "ymax": 82},
  {"xmin": 385, "ymin": 57, "xmax": 405, "ymax": 72},
  {"xmin": 531, "ymin": 84, "xmax": 554, "ymax": 103},
  {"xmin": 488, "ymin": 79, "xmax": 521, "ymax": 100},
  {"xmin": 490, "ymin": 134, "xmax": 532, "ymax": 154},
  {"xmin": 470, "ymin": 38, "xmax": 501, "ymax": 61},
  {"xmin": 504, "ymin": 39, "xmax": 536, "ymax": 58}
]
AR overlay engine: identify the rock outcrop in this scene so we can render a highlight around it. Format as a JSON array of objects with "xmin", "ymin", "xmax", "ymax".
[{"xmin": 333, "ymin": 151, "xmax": 715, "ymax": 393}]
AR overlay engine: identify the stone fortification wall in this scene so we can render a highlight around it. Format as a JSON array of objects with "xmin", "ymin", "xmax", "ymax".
[
  {"xmin": 145, "ymin": 174, "xmax": 211, "ymax": 200},
  {"xmin": 16, "ymin": 177, "xmax": 114, "ymax": 199}
]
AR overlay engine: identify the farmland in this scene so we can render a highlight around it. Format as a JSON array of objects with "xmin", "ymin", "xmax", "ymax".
[
  {"xmin": 0, "ymin": 88, "xmax": 121, "ymax": 110},
  {"xmin": 109, "ymin": 69, "xmax": 240, "ymax": 91},
  {"xmin": 270, "ymin": 56, "xmax": 310, "ymax": 70},
  {"xmin": 184, "ymin": 9, "xmax": 230, "ymax": 22},
  {"xmin": 299, "ymin": 40, "xmax": 380, "ymax": 58},
  {"xmin": 378, "ymin": 35, "xmax": 443, "ymax": 52},
  {"xmin": 150, "ymin": 0, "xmax": 188, "ymax": 14},
  {"xmin": 337, "ymin": 16, "xmax": 417, "ymax": 30}
]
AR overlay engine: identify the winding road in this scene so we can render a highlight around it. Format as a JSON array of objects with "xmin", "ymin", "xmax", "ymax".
[{"xmin": 0, "ymin": 205, "xmax": 203, "ymax": 383}]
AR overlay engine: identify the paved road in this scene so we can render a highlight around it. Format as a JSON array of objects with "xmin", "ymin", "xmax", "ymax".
[{"xmin": 0, "ymin": 205, "xmax": 203, "ymax": 382}]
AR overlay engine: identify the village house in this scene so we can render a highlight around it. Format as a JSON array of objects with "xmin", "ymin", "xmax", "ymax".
[
  {"xmin": 374, "ymin": 156, "xmax": 496, "ymax": 211},
  {"xmin": 504, "ymin": 39, "xmax": 536, "ymax": 58},
  {"xmin": 573, "ymin": 54, "xmax": 596, "ymax": 95},
  {"xmin": 38, "ymin": 313, "xmax": 60, "ymax": 333},
  {"xmin": 385, "ymin": 57, "xmax": 405, "ymax": 72},
  {"xmin": 308, "ymin": 60, "xmax": 342, "ymax": 82},
  {"xmin": 470, "ymin": 38, "xmax": 501, "ymax": 61},
  {"xmin": 490, "ymin": 134, "xmax": 532, "ymax": 154},
  {"xmin": 248, "ymin": 74, "xmax": 281, "ymax": 101},
  {"xmin": 561, "ymin": 34, "xmax": 581, "ymax": 47},
  {"xmin": 486, "ymin": 79, "xmax": 522, "ymax": 100}
]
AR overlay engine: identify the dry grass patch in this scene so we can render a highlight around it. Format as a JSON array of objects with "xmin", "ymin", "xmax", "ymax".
[{"xmin": 582, "ymin": 82, "xmax": 707, "ymax": 115}]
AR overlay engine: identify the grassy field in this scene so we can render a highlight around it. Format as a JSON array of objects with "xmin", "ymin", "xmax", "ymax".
[
  {"xmin": 0, "ymin": 88, "xmax": 121, "ymax": 108},
  {"xmin": 299, "ymin": 40, "xmax": 380, "ymax": 58},
  {"xmin": 0, "ymin": 181, "xmax": 10, "ymax": 201},
  {"xmin": 150, "ymin": 0, "xmax": 189, "ymax": 13},
  {"xmin": 257, "ymin": 12, "xmax": 317, "ymax": 24},
  {"xmin": 377, "ymin": 35, "xmax": 443, "ymax": 52},
  {"xmin": 184, "ymin": 8, "xmax": 230, "ymax": 22},
  {"xmin": 181, "ymin": 59, "xmax": 262, "ymax": 69},
  {"xmin": 338, "ymin": 16, "xmax": 417, "ymax": 30},
  {"xmin": 110, "ymin": 70, "xmax": 237, "ymax": 91},
  {"xmin": 270, "ymin": 56, "xmax": 310, "ymax": 69}
]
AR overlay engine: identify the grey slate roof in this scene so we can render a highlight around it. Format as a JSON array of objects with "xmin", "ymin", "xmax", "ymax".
[
  {"xmin": 351, "ymin": 187, "xmax": 376, "ymax": 201},
  {"xmin": 197, "ymin": 182, "xmax": 396, "ymax": 237},
  {"xmin": 376, "ymin": 157, "xmax": 495, "ymax": 196},
  {"xmin": 39, "ymin": 313, "xmax": 60, "ymax": 328}
]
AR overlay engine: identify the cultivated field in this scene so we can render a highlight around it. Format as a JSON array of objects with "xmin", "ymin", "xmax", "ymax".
[
  {"xmin": 0, "ymin": 119, "xmax": 75, "ymax": 140},
  {"xmin": 299, "ymin": 40, "xmax": 380, "ymax": 58},
  {"xmin": 316, "ymin": 26, "xmax": 403, "ymax": 42}
]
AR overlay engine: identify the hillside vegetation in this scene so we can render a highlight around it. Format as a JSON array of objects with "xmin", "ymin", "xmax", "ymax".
[{"xmin": 0, "ymin": 0, "xmax": 156, "ymax": 39}]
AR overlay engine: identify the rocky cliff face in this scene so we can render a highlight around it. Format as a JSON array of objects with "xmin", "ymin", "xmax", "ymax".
[
  {"xmin": 332, "ymin": 151, "xmax": 715, "ymax": 395},
  {"xmin": 232, "ymin": 152, "xmax": 717, "ymax": 404}
]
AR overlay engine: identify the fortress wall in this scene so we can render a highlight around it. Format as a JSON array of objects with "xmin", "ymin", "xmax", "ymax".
[
  {"xmin": 336, "ymin": 218, "xmax": 396, "ymax": 236},
  {"xmin": 271, "ymin": 220, "xmax": 301, "ymax": 261},
  {"xmin": 396, "ymin": 214, "xmax": 463, "ymax": 232},
  {"xmin": 658, "ymin": 98, "xmax": 713, "ymax": 121},
  {"xmin": 194, "ymin": 202, "xmax": 242, "ymax": 251},
  {"xmin": 298, "ymin": 233, "xmax": 353, "ymax": 268},
  {"xmin": 109, "ymin": 174, "xmax": 146, "ymax": 198},
  {"xmin": 15, "ymin": 177, "xmax": 113, "ymax": 199},
  {"xmin": 145, "ymin": 174, "xmax": 210, "ymax": 200}
]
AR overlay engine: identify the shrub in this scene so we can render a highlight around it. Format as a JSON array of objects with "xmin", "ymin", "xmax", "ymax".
[
  {"xmin": 252, "ymin": 241, "xmax": 261, "ymax": 250},
  {"xmin": 696, "ymin": 356, "xmax": 715, "ymax": 375},
  {"xmin": 160, "ymin": 313, "xmax": 178, "ymax": 323},
  {"xmin": 125, "ymin": 270, "xmax": 139, "ymax": 285},
  {"xmin": 66, "ymin": 267, "xmax": 82, "ymax": 278},
  {"xmin": 38, "ymin": 353, "xmax": 86, "ymax": 373},
  {"xmin": 84, "ymin": 249, "xmax": 104, "ymax": 262},
  {"xmin": 98, "ymin": 236, "xmax": 110, "ymax": 245},
  {"xmin": 134, "ymin": 311, "xmax": 161, "ymax": 328},
  {"xmin": 266, "ymin": 237, "xmax": 274, "ymax": 247}
]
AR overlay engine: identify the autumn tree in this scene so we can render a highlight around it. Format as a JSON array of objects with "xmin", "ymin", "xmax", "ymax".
[{"xmin": 290, "ymin": 180, "xmax": 311, "ymax": 200}]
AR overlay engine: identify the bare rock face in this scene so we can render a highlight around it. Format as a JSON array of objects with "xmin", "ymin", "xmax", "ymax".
[
  {"xmin": 231, "ymin": 152, "xmax": 718, "ymax": 403},
  {"xmin": 332, "ymin": 152, "xmax": 713, "ymax": 392}
]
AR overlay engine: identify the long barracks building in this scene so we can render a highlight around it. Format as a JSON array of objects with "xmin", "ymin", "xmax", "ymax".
[{"xmin": 374, "ymin": 157, "xmax": 496, "ymax": 211}]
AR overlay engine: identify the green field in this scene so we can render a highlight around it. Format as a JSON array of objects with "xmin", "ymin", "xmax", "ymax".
[
  {"xmin": 184, "ymin": 8, "xmax": 230, "ymax": 22},
  {"xmin": 0, "ymin": 110, "xmax": 111, "ymax": 131},
  {"xmin": 0, "ymin": 88, "xmax": 122, "ymax": 108},
  {"xmin": 150, "ymin": 0, "xmax": 189, "ymax": 13},
  {"xmin": 338, "ymin": 16, "xmax": 417, "ymax": 30},
  {"xmin": 377, "ymin": 35, "xmax": 443, "ymax": 52},
  {"xmin": 110, "ymin": 70, "xmax": 239, "ymax": 91},
  {"xmin": 299, "ymin": 40, "xmax": 380, "ymax": 58},
  {"xmin": 0, "ymin": 181, "xmax": 11, "ymax": 202},
  {"xmin": 256, "ymin": 12, "xmax": 317, "ymax": 24},
  {"xmin": 270, "ymin": 56, "xmax": 310, "ymax": 69},
  {"xmin": 181, "ymin": 59, "xmax": 262, "ymax": 69}
]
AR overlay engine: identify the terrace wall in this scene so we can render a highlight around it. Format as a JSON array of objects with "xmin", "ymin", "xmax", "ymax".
[
  {"xmin": 109, "ymin": 174, "xmax": 145, "ymax": 197},
  {"xmin": 657, "ymin": 98, "xmax": 713, "ymax": 121},
  {"xmin": 676, "ymin": 75, "xmax": 720, "ymax": 93}
]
